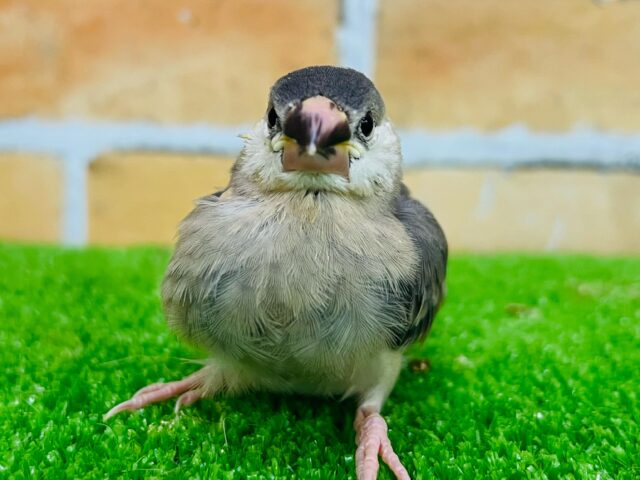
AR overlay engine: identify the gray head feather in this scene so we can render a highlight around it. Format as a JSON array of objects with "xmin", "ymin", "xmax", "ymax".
[{"xmin": 269, "ymin": 66, "xmax": 385, "ymax": 124}]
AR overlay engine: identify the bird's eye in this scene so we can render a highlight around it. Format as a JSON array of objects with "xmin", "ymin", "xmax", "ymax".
[
  {"xmin": 359, "ymin": 112, "xmax": 374, "ymax": 138},
  {"xmin": 267, "ymin": 107, "xmax": 279, "ymax": 128}
]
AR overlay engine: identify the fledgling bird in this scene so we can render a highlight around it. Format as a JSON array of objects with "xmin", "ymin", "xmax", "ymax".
[{"xmin": 105, "ymin": 66, "xmax": 447, "ymax": 480}]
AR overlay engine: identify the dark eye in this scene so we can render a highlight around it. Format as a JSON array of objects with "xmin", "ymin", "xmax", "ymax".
[
  {"xmin": 267, "ymin": 107, "xmax": 279, "ymax": 128},
  {"xmin": 359, "ymin": 111, "xmax": 374, "ymax": 137}
]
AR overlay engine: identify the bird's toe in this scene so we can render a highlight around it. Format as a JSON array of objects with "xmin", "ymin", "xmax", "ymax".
[{"xmin": 355, "ymin": 412, "xmax": 410, "ymax": 480}]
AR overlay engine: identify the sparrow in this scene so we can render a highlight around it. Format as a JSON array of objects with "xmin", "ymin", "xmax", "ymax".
[{"xmin": 105, "ymin": 66, "xmax": 448, "ymax": 480}]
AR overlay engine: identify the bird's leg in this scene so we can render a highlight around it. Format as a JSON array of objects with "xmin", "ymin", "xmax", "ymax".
[
  {"xmin": 103, "ymin": 365, "xmax": 215, "ymax": 420},
  {"xmin": 353, "ymin": 351, "xmax": 410, "ymax": 480}
]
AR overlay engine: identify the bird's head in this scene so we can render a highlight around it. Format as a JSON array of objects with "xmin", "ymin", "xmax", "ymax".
[{"xmin": 233, "ymin": 66, "xmax": 402, "ymax": 199}]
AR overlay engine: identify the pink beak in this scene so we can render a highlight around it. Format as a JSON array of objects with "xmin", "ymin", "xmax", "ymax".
[{"xmin": 281, "ymin": 96, "xmax": 351, "ymax": 178}]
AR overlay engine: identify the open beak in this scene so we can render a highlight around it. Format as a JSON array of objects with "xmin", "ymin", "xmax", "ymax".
[{"xmin": 281, "ymin": 96, "xmax": 351, "ymax": 178}]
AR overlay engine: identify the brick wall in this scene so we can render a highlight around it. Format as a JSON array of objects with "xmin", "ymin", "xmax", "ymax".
[
  {"xmin": 1, "ymin": 0, "xmax": 639, "ymax": 252},
  {"xmin": 377, "ymin": 0, "xmax": 640, "ymax": 130}
]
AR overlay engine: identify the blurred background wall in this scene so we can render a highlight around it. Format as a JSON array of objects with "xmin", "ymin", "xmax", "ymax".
[{"xmin": 0, "ymin": 0, "xmax": 639, "ymax": 252}]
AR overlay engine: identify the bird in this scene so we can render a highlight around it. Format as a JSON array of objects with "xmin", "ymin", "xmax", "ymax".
[{"xmin": 104, "ymin": 65, "xmax": 448, "ymax": 480}]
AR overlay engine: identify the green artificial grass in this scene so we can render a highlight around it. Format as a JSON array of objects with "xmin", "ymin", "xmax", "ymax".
[{"xmin": 0, "ymin": 244, "xmax": 638, "ymax": 479}]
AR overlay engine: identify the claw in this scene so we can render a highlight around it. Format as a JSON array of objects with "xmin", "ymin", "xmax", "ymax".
[
  {"xmin": 104, "ymin": 367, "xmax": 210, "ymax": 420},
  {"xmin": 355, "ymin": 411, "xmax": 410, "ymax": 480},
  {"xmin": 174, "ymin": 389, "xmax": 206, "ymax": 413}
]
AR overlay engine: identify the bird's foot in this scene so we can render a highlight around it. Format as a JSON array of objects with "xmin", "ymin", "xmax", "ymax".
[
  {"xmin": 354, "ymin": 410, "xmax": 410, "ymax": 480},
  {"xmin": 103, "ymin": 366, "xmax": 210, "ymax": 420}
]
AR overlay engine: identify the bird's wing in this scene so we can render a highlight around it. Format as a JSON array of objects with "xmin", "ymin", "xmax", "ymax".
[
  {"xmin": 390, "ymin": 183, "xmax": 448, "ymax": 347},
  {"xmin": 161, "ymin": 187, "xmax": 230, "ymax": 341}
]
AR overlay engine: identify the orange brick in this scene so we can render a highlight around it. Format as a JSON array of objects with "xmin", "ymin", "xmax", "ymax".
[
  {"xmin": 377, "ymin": 0, "xmax": 640, "ymax": 131},
  {"xmin": 404, "ymin": 168, "xmax": 640, "ymax": 253},
  {"xmin": 0, "ymin": 0, "xmax": 337, "ymax": 122},
  {"xmin": 0, "ymin": 154, "xmax": 62, "ymax": 242},
  {"xmin": 88, "ymin": 153, "xmax": 234, "ymax": 244},
  {"xmin": 88, "ymin": 155, "xmax": 640, "ymax": 252}
]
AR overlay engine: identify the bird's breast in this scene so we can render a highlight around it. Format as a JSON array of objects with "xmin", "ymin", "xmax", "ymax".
[{"xmin": 162, "ymin": 192, "xmax": 417, "ymax": 384}]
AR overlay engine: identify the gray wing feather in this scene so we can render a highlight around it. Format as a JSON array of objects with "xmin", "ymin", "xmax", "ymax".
[{"xmin": 390, "ymin": 184, "xmax": 448, "ymax": 347}]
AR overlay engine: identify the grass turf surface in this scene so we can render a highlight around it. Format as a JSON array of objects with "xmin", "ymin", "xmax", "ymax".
[{"xmin": 0, "ymin": 244, "xmax": 638, "ymax": 479}]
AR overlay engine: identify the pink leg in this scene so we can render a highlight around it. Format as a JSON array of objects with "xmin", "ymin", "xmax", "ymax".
[
  {"xmin": 103, "ymin": 366, "xmax": 211, "ymax": 420},
  {"xmin": 355, "ymin": 409, "xmax": 410, "ymax": 480}
]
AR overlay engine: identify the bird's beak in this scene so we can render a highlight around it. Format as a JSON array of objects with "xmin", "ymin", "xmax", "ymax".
[{"xmin": 281, "ymin": 96, "xmax": 351, "ymax": 179}]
